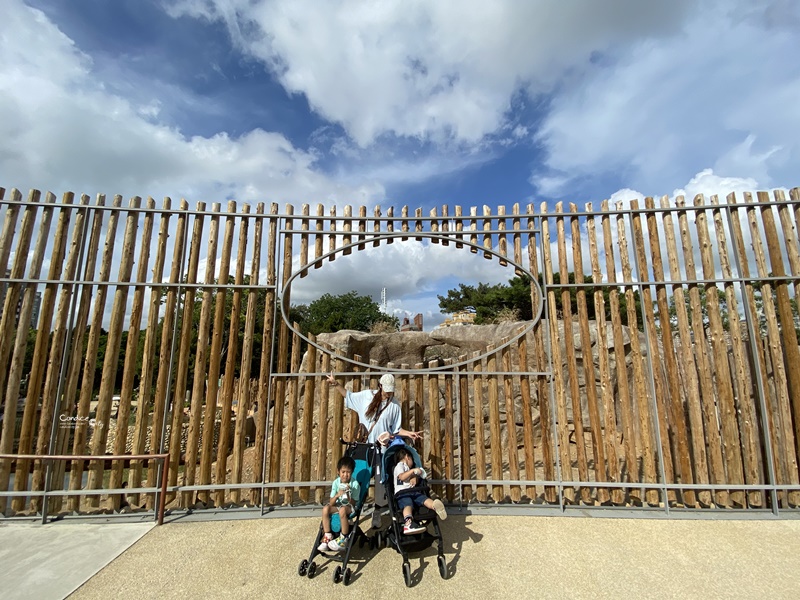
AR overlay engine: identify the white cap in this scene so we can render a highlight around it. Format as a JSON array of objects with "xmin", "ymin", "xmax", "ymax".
[{"xmin": 379, "ymin": 373, "xmax": 395, "ymax": 392}]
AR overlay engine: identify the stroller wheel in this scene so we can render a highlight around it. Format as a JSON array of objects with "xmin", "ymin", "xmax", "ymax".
[
  {"xmin": 402, "ymin": 561, "xmax": 412, "ymax": 587},
  {"xmin": 343, "ymin": 567, "xmax": 353, "ymax": 586},
  {"xmin": 333, "ymin": 565, "xmax": 343, "ymax": 584},
  {"xmin": 437, "ymin": 554, "xmax": 447, "ymax": 579},
  {"xmin": 297, "ymin": 559, "xmax": 308, "ymax": 576},
  {"xmin": 307, "ymin": 561, "xmax": 317, "ymax": 579}
]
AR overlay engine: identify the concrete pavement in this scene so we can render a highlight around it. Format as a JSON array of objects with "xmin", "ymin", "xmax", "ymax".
[{"xmin": 2, "ymin": 512, "xmax": 799, "ymax": 599}]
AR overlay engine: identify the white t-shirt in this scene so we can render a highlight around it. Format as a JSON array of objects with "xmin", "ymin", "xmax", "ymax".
[
  {"xmin": 393, "ymin": 461, "xmax": 416, "ymax": 494},
  {"xmin": 344, "ymin": 388, "xmax": 402, "ymax": 444}
]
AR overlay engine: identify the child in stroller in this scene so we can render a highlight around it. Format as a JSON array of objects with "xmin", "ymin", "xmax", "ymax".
[
  {"xmin": 377, "ymin": 438, "xmax": 448, "ymax": 587},
  {"xmin": 298, "ymin": 441, "xmax": 375, "ymax": 585}
]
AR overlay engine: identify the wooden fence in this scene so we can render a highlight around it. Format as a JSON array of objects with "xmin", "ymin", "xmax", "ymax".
[{"xmin": 0, "ymin": 185, "xmax": 798, "ymax": 518}]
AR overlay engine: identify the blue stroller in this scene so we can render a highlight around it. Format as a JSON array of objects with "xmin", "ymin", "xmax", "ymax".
[
  {"xmin": 374, "ymin": 438, "xmax": 447, "ymax": 587},
  {"xmin": 298, "ymin": 441, "xmax": 375, "ymax": 585}
]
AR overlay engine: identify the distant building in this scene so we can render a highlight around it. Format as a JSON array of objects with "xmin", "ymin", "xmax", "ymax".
[
  {"xmin": 437, "ymin": 308, "xmax": 476, "ymax": 328},
  {"xmin": 400, "ymin": 313, "xmax": 423, "ymax": 331}
]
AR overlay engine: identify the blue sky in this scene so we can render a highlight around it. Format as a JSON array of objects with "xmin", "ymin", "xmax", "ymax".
[{"xmin": 2, "ymin": 0, "xmax": 799, "ymax": 328}]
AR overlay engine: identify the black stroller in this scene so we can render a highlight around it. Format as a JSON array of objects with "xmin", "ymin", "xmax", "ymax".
[
  {"xmin": 298, "ymin": 441, "xmax": 375, "ymax": 585},
  {"xmin": 374, "ymin": 437, "xmax": 447, "ymax": 587}
]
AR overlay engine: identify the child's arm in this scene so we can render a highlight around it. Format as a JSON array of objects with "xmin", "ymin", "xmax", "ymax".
[{"xmin": 397, "ymin": 467, "xmax": 424, "ymax": 482}]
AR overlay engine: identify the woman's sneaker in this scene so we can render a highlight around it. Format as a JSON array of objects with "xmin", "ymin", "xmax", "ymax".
[
  {"xmin": 328, "ymin": 534, "xmax": 348, "ymax": 552},
  {"xmin": 318, "ymin": 533, "xmax": 333, "ymax": 552},
  {"xmin": 403, "ymin": 519, "xmax": 426, "ymax": 535},
  {"xmin": 432, "ymin": 499, "xmax": 447, "ymax": 521}
]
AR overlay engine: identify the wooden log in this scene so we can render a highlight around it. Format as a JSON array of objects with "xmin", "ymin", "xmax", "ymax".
[
  {"xmin": 267, "ymin": 205, "xmax": 294, "ymax": 504},
  {"xmin": 529, "ymin": 204, "xmax": 555, "ymax": 503},
  {"xmin": 586, "ymin": 204, "xmax": 623, "ymax": 505},
  {"xmin": 501, "ymin": 343, "xmax": 521, "ymax": 502},
  {"xmin": 251, "ymin": 203, "xmax": 278, "ymax": 504},
  {"xmin": 759, "ymin": 191, "xmax": 800, "ymax": 483},
  {"xmin": 714, "ymin": 194, "xmax": 761, "ymax": 507},
  {"xmin": 13, "ymin": 192, "xmax": 73, "ymax": 511},
  {"xmin": 661, "ymin": 196, "xmax": 710, "ymax": 506},
  {"xmin": 30, "ymin": 194, "xmax": 90, "ymax": 512},
  {"xmin": 299, "ymin": 203, "xmax": 309, "ymax": 277},
  {"xmin": 214, "ymin": 205, "xmax": 249, "ymax": 508},
  {"xmin": 86, "ymin": 196, "xmax": 142, "ymax": 507},
  {"xmin": 600, "ymin": 201, "xmax": 637, "ymax": 494},
  {"xmin": 357, "ymin": 205, "xmax": 366, "ymax": 250},
  {"xmin": 427, "ymin": 359, "xmax": 443, "ymax": 497},
  {"xmin": 386, "ymin": 206, "xmax": 394, "ymax": 246},
  {"xmin": 486, "ymin": 346, "xmax": 503, "ymax": 502},
  {"xmin": 414, "ymin": 363, "xmax": 424, "ymax": 435},
  {"xmin": 331, "ymin": 356, "xmax": 346, "ymax": 469},
  {"xmin": 342, "ymin": 205, "xmax": 352, "ymax": 254},
  {"xmin": 146, "ymin": 199, "xmax": 188, "ymax": 508},
  {"xmin": 443, "ymin": 358, "xmax": 455, "ymax": 501},
  {"xmin": 107, "ymin": 198, "xmax": 156, "ymax": 507},
  {"xmin": 401, "ymin": 206, "xmax": 409, "ymax": 241},
  {"xmin": 399, "ymin": 363, "xmax": 410, "ymax": 429},
  {"xmin": 517, "ymin": 333, "xmax": 537, "ymax": 501},
  {"xmin": 458, "ymin": 355, "xmax": 472, "ymax": 502},
  {"xmin": 454, "ymin": 206, "xmax": 464, "ymax": 249},
  {"xmin": 540, "ymin": 205, "xmax": 574, "ymax": 503},
  {"xmin": 415, "ymin": 208, "xmax": 423, "ymax": 241},
  {"xmin": 654, "ymin": 196, "xmax": 698, "ymax": 507},
  {"xmin": 469, "ymin": 207, "xmax": 478, "ymax": 254},
  {"xmin": 695, "ymin": 195, "xmax": 745, "ymax": 507},
  {"xmin": 314, "ymin": 347, "xmax": 332, "ymax": 504},
  {"xmin": 372, "ymin": 205, "xmax": 381, "ymax": 247},
  {"xmin": 556, "ymin": 203, "xmax": 590, "ymax": 504},
  {"xmin": 328, "ymin": 205, "xmax": 337, "ymax": 262},
  {"xmin": 571, "ymin": 203, "xmax": 609, "ymax": 504},
  {"xmin": 471, "ymin": 351, "xmax": 487, "ymax": 501},
  {"xmin": 314, "ymin": 204, "xmax": 324, "ymax": 268},
  {"xmin": 429, "ymin": 207, "xmax": 440, "ymax": 245},
  {"xmin": 1, "ymin": 190, "xmax": 53, "ymax": 513},
  {"xmin": 49, "ymin": 195, "xmax": 107, "ymax": 513},
  {"xmin": 282, "ymin": 326, "xmax": 302, "ymax": 505},
  {"xmin": 616, "ymin": 202, "xmax": 659, "ymax": 505},
  {"xmin": 0, "ymin": 190, "xmax": 40, "ymax": 413},
  {"xmin": 184, "ymin": 203, "xmax": 220, "ymax": 506},
  {"xmin": 231, "ymin": 204, "xmax": 264, "ymax": 504},
  {"xmin": 199, "ymin": 201, "xmax": 236, "ymax": 505},
  {"xmin": 497, "ymin": 205, "xmax": 508, "ymax": 266},
  {"xmin": 512, "ymin": 203, "xmax": 523, "ymax": 267},
  {"xmin": 441, "ymin": 204, "xmax": 449, "ymax": 246},
  {"xmin": 676, "ymin": 195, "xmax": 727, "ymax": 506},
  {"xmin": 163, "ymin": 204, "xmax": 203, "ymax": 506},
  {"xmin": 64, "ymin": 195, "xmax": 120, "ymax": 512},
  {"xmin": 482, "ymin": 206, "xmax": 492, "ymax": 259}
]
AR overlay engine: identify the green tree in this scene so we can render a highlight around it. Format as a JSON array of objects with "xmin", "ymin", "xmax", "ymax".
[{"xmin": 295, "ymin": 291, "xmax": 398, "ymax": 335}]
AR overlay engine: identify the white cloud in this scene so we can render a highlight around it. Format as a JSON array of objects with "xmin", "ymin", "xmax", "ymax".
[
  {"xmin": 166, "ymin": 0, "xmax": 694, "ymax": 147},
  {"xmin": 0, "ymin": 1, "xmax": 384, "ymax": 207},
  {"xmin": 532, "ymin": 1, "xmax": 800, "ymax": 196}
]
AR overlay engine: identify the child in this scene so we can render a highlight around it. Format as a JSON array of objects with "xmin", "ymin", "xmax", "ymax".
[
  {"xmin": 393, "ymin": 447, "xmax": 447, "ymax": 534},
  {"xmin": 319, "ymin": 456, "xmax": 361, "ymax": 552}
]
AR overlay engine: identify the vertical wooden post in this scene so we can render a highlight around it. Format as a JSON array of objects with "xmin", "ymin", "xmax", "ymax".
[
  {"xmin": 482, "ymin": 206, "xmax": 493, "ymax": 259},
  {"xmin": 501, "ymin": 343, "xmax": 521, "ymax": 502},
  {"xmin": 427, "ymin": 359, "xmax": 442, "ymax": 497},
  {"xmin": 328, "ymin": 205, "xmax": 337, "ymax": 261},
  {"xmin": 517, "ymin": 333, "xmax": 537, "ymax": 501},
  {"xmin": 469, "ymin": 207, "xmax": 478, "ymax": 253},
  {"xmin": 472, "ymin": 351, "xmax": 487, "ymax": 501},
  {"xmin": 429, "ymin": 207, "xmax": 440, "ymax": 244},
  {"xmin": 13, "ymin": 192, "xmax": 72, "ymax": 510},
  {"xmin": 251, "ymin": 203, "xmax": 278, "ymax": 505},
  {"xmin": 454, "ymin": 206, "xmax": 464, "ymax": 249},
  {"xmin": 486, "ymin": 346, "xmax": 504, "ymax": 502},
  {"xmin": 199, "ymin": 200, "xmax": 236, "ymax": 505},
  {"xmin": 86, "ymin": 196, "xmax": 142, "ymax": 506},
  {"xmin": 458, "ymin": 355, "xmax": 472, "ymax": 501},
  {"xmin": 68, "ymin": 194, "xmax": 121, "ymax": 512},
  {"xmin": 299, "ymin": 204, "xmax": 309, "ymax": 276},
  {"xmin": 540, "ymin": 205, "xmax": 574, "ymax": 504},
  {"xmin": 298, "ymin": 338, "xmax": 316, "ymax": 503},
  {"xmin": 497, "ymin": 205, "xmax": 508, "ymax": 266},
  {"xmin": 443, "ymin": 358, "xmax": 455, "ymax": 501},
  {"xmin": 281, "ymin": 326, "xmax": 302, "ymax": 505},
  {"xmin": 184, "ymin": 203, "xmax": 219, "ymax": 506},
  {"xmin": 315, "ymin": 347, "xmax": 332, "ymax": 504},
  {"xmin": 441, "ymin": 204, "xmax": 450, "ymax": 246},
  {"xmin": 357, "ymin": 205, "xmax": 367, "ymax": 250},
  {"xmin": 372, "ymin": 205, "xmax": 382, "ymax": 247},
  {"xmin": 214, "ymin": 205, "xmax": 250, "ymax": 507}
]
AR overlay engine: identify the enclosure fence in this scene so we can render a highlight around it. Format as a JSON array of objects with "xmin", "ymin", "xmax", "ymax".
[{"xmin": 0, "ymin": 185, "xmax": 799, "ymax": 521}]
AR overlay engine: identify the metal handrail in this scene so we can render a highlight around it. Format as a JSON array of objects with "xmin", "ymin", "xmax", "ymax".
[{"xmin": 0, "ymin": 453, "xmax": 169, "ymax": 525}]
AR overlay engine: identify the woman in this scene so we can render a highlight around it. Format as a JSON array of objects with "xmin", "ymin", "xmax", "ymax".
[{"xmin": 327, "ymin": 372, "xmax": 422, "ymax": 529}]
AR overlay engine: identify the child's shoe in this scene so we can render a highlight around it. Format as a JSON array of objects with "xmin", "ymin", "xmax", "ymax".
[
  {"xmin": 403, "ymin": 519, "xmax": 426, "ymax": 535},
  {"xmin": 328, "ymin": 534, "xmax": 348, "ymax": 552},
  {"xmin": 318, "ymin": 533, "xmax": 333, "ymax": 552},
  {"xmin": 432, "ymin": 498, "xmax": 447, "ymax": 521}
]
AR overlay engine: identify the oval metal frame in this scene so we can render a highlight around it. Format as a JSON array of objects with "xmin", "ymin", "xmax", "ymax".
[{"xmin": 279, "ymin": 231, "xmax": 544, "ymax": 372}]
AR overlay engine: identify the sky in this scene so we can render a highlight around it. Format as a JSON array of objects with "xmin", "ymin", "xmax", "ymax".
[{"xmin": 1, "ymin": 0, "xmax": 799, "ymax": 329}]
